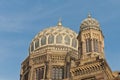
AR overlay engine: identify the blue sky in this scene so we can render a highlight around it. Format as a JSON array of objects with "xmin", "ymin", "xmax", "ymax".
[{"xmin": 0, "ymin": 0, "xmax": 120, "ymax": 80}]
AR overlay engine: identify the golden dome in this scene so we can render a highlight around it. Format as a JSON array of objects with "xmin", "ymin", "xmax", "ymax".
[
  {"xmin": 80, "ymin": 14, "xmax": 100, "ymax": 31},
  {"xmin": 30, "ymin": 21, "xmax": 78, "ymax": 52}
]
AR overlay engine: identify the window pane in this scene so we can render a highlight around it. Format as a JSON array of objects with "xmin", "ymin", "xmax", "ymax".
[
  {"xmin": 86, "ymin": 39, "xmax": 91, "ymax": 52},
  {"xmin": 48, "ymin": 35, "xmax": 54, "ymax": 44},
  {"xmin": 24, "ymin": 72, "xmax": 29, "ymax": 80},
  {"xmin": 31, "ymin": 42, "xmax": 34, "ymax": 52},
  {"xmin": 56, "ymin": 68, "xmax": 58, "ymax": 79},
  {"xmin": 52, "ymin": 67, "xmax": 64, "ymax": 79},
  {"xmin": 36, "ymin": 69, "xmax": 39, "ymax": 80},
  {"xmin": 41, "ymin": 36, "xmax": 46, "ymax": 46},
  {"xmin": 36, "ymin": 68, "xmax": 44, "ymax": 80},
  {"xmin": 59, "ymin": 68, "xmax": 63, "ymax": 79},
  {"xmin": 65, "ymin": 35, "xmax": 70, "ymax": 45},
  {"xmin": 72, "ymin": 38, "xmax": 77, "ymax": 48},
  {"xmin": 35, "ymin": 39, "xmax": 39, "ymax": 48},
  {"xmin": 95, "ymin": 39, "xmax": 98, "ymax": 52},
  {"xmin": 52, "ymin": 68, "xmax": 55, "ymax": 79},
  {"xmin": 93, "ymin": 39, "xmax": 98, "ymax": 52},
  {"xmin": 56, "ymin": 35, "xmax": 62, "ymax": 43}
]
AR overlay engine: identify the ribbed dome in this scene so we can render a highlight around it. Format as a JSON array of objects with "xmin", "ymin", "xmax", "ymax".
[
  {"xmin": 80, "ymin": 14, "xmax": 100, "ymax": 31},
  {"xmin": 30, "ymin": 21, "xmax": 78, "ymax": 52}
]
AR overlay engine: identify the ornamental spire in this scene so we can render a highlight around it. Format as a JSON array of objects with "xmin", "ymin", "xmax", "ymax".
[
  {"xmin": 88, "ymin": 12, "xmax": 92, "ymax": 18},
  {"xmin": 57, "ymin": 17, "xmax": 62, "ymax": 27}
]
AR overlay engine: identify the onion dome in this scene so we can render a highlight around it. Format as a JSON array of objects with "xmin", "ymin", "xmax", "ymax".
[
  {"xmin": 30, "ymin": 20, "xmax": 78, "ymax": 53},
  {"xmin": 80, "ymin": 13, "xmax": 101, "ymax": 31}
]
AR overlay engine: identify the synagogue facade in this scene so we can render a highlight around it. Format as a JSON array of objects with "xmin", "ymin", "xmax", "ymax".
[{"xmin": 20, "ymin": 14, "xmax": 120, "ymax": 80}]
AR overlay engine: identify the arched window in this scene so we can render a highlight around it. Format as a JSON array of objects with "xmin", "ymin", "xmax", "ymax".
[
  {"xmin": 36, "ymin": 68, "xmax": 44, "ymax": 80},
  {"xmin": 35, "ymin": 39, "xmax": 39, "ymax": 48},
  {"xmin": 86, "ymin": 38, "xmax": 92, "ymax": 53},
  {"xmin": 56, "ymin": 34, "xmax": 62, "ymax": 43},
  {"xmin": 24, "ymin": 72, "xmax": 29, "ymax": 80},
  {"xmin": 65, "ymin": 35, "xmax": 70, "ymax": 45},
  {"xmin": 31, "ymin": 42, "xmax": 34, "ymax": 52},
  {"xmin": 93, "ymin": 39, "xmax": 98, "ymax": 52},
  {"xmin": 72, "ymin": 38, "xmax": 77, "ymax": 48},
  {"xmin": 41, "ymin": 36, "xmax": 46, "ymax": 46},
  {"xmin": 52, "ymin": 67, "xmax": 64, "ymax": 80},
  {"xmin": 48, "ymin": 35, "xmax": 54, "ymax": 44},
  {"xmin": 36, "ymin": 69, "xmax": 39, "ymax": 80}
]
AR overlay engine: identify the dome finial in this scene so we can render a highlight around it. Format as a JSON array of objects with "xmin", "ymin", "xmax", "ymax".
[
  {"xmin": 88, "ymin": 12, "xmax": 91, "ymax": 18},
  {"xmin": 57, "ymin": 17, "xmax": 62, "ymax": 27}
]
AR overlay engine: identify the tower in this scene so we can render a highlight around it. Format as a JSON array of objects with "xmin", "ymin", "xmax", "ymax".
[
  {"xmin": 77, "ymin": 13, "xmax": 104, "ymax": 63},
  {"xmin": 70, "ymin": 14, "xmax": 114, "ymax": 80}
]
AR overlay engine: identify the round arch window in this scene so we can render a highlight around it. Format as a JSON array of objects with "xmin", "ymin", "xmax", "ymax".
[
  {"xmin": 72, "ymin": 38, "xmax": 77, "ymax": 48},
  {"xmin": 56, "ymin": 34, "xmax": 62, "ymax": 43},
  {"xmin": 64, "ymin": 35, "xmax": 70, "ymax": 45},
  {"xmin": 35, "ymin": 39, "xmax": 39, "ymax": 48},
  {"xmin": 41, "ymin": 36, "xmax": 46, "ymax": 46},
  {"xmin": 48, "ymin": 35, "xmax": 54, "ymax": 44},
  {"xmin": 31, "ymin": 42, "xmax": 34, "ymax": 52}
]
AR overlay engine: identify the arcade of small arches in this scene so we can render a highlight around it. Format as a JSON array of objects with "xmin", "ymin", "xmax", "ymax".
[{"xmin": 30, "ymin": 34, "xmax": 78, "ymax": 52}]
